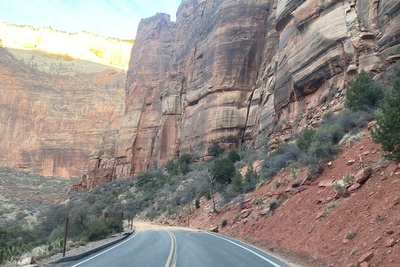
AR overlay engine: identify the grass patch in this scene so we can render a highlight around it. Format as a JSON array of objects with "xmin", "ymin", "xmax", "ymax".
[{"xmin": 345, "ymin": 231, "xmax": 357, "ymax": 240}]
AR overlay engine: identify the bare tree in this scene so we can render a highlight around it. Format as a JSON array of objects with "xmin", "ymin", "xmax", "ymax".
[{"xmin": 199, "ymin": 169, "xmax": 217, "ymax": 213}]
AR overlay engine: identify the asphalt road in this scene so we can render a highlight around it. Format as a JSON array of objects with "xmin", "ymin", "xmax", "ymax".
[{"xmin": 53, "ymin": 228, "xmax": 295, "ymax": 267}]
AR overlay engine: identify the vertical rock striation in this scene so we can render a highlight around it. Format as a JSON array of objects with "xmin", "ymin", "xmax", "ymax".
[{"xmin": 80, "ymin": 0, "xmax": 400, "ymax": 189}]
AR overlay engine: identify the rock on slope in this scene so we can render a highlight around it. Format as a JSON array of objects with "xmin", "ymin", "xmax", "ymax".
[
  {"xmin": 0, "ymin": 47, "xmax": 125, "ymax": 177},
  {"xmin": 81, "ymin": 0, "xmax": 400, "ymax": 188}
]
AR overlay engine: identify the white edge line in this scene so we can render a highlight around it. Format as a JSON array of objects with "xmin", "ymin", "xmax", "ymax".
[
  {"xmin": 71, "ymin": 231, "xmax": 140, "ymax": 267},
  {"xmin": 206, "ymin": 232, "xmax": 281, "ymax": 267}
]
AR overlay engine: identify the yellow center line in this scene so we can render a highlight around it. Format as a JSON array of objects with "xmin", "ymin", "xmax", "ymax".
[
  {"xmin": 164, "ymin": 230, "xmax": 174, "ymax": 267},
  {"xmin": 165, "ymin": 230, "xmax": 178, "ymax": 267}
]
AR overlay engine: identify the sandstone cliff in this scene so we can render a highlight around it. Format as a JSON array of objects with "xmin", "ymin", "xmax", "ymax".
[
  {"xmin": 81, "ymin": 0, "xmax": 400, "ymax": 189},
  {"xmin": 0, "ymin": 21, "xmax": 133, "ymax": 69},
  {"xmin": 0, "ymin": 47, "xmax": 125, "ymax": 177}
]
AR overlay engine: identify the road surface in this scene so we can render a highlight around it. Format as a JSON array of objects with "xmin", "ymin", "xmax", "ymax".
[{"xmin": 53, "ymin": 223, "xmax": 299, "ymax": 267}]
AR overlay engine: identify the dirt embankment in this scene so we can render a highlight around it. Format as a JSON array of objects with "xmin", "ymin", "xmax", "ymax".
[{"xmin": 155, "ymin": 129, "xmax": 400, "ymax": 267}]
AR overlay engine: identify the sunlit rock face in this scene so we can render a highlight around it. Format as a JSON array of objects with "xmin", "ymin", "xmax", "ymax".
[
  {"xmin": 0, "ymin": 47, "xmax": 125, "ymax": 177},
  {"xmin": 0, "ymin": 21, "xmax": 133, "ymax": 69},
  {"xmin": 79, "ymin": 0, "xmax": 400, "ymax": 189}
]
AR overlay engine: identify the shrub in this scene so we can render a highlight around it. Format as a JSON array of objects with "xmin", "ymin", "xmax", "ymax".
[
  {"xmin": 232, "ymin": 172, "xmax": 243, "ymax": 193},
  {"xmin": 345, "ymin": 69, "xmax": 384, "ymax": 111},
  {"xmin": 269, "ymin": 199, "xmax": 279, "ymax": 212},
  {"xmin": 297, "ymin": 127, "xmax": 316, "ymax": 152},
  {"xmin": 178, "ymin": 154, "xmax": 192, "ymax": 165},
  {"xmin": 387, "ymin": 45, "xmax": 400, "ymax": 56},
  {"xmin": 221, "ymin": 218, "xmax": 227, "ymax": 228},
  {"xmin": 106, "ymin": 218, "xmax": 121, "ymax": 234},
  {"xmin": 271, "ymin": 180, "xmax": 282, "ymax": 190},
  {"xmin": 180, "ymin": 162, "xmax": 190, "ymax": 175},
  {"xmin": 371, "ymin": 77, "xmax": 400, "ymax": 159},
  {"xmin": 83, "ymin": 219, "xmax": 109, "ymax": 241},
  {"xmin": 165, "ymin": 160, "xmax": 178, "ymax": 176},
  {"xmin": 265, "ymin": 143, "xmax": 299, "ymax": 170},
  {"xmin": 212, "ymin": 158, "xmax": 235, "ymax": 184},
  {"xmin": 228, "ymin": 149, "xmax": 240, "ymax": 163},
  {"xmin": 208, "ymin": 141, "xmax": 224, "ymax": 157},
  {"xmin": 345, "ymin": 231, "xmax": 357, "ymax": 240},
  {"xmin": 195, "ymin": 195, "xmax": 200, "ymax": 209}
]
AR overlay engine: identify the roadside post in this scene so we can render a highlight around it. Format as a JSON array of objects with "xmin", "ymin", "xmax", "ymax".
[{"xmin": 63, "ymin": 217, "xmax": 69, "ymax": 257}]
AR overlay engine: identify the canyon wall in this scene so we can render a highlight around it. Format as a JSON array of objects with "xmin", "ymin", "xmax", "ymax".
[
  {"xmin": 0, "ymin": 47, "xmax": 125, "ymax": 177},
  {"xmin": 0, "ymin": 21, "xmax": 133, "ymax": 69},
  {"xmin": 71, "ymin": 0, "xmax": 400, "ymax": 190}
]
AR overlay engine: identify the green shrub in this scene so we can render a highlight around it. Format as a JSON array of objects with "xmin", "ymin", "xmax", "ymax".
[
  {"xmin": 345, "ymin": 231, "xmax": 357, "ymax": 240},
  {"xmin": 180, "ymin": 162, "xmax": 190, "ymax": 175},
  {"xmin": 221, "ymin": 218, "xmax": 227, "ymax": 228},
  {"xmin": 83, "ymin": 219, "xmax": 109, "ymax": 241},
  {"xmin": 208, "ymin": 141, "xmax": 224, "ymax": 157},
  {"xmin": 269, "ymin": 199, "xmax": 279, "ymax": 212},
  {"xmin": 371, "ymin": 77, "xmax": 400, "ymax": 159},
  {"xmin": 232, "ymin": 171, "xmax": 243, "ymax": 193},
  {"xmin": 228, "ymin": 149, "xmax": 240, "ymax": 163},
  {"xmin": 212, "ymin": 158, "xmax": 235, "ymax": 184},
  {"xmin": 297, "ymin": 127, "xmax": 316, "ymax": 152},
  {"xmin": 345, "ymin": 69, "xmax": 384, "ymax": 111},
  {"xmin": 106, "ymin": 218, "xmax": 121, "ymax": 234},
  {"xmin": 195, "ymin": 195, "xmax": 200, "ymax": 209},
  {"xmin": 178, "ymin": 154, "xmax": 192, "ymax": 165},
  {"xmin": 165, "ymin": 160, "xmax": 178, "ymax": 176},
  {"xmin": 387, "ymin": 45, "xmax": 400, "ymax": 56}
]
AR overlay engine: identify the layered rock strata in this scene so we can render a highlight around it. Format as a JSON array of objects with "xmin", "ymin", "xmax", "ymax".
[
  {"xmin": 0, "ymin": 47, "xmax": 125, "ymax": 177},
  {"xmin": 80, "ymin": 0, "xmax": 400, "ymax": 189}
]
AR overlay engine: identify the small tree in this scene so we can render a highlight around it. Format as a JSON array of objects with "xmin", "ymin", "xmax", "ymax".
[
  {"xmin": 228, "ymin": 149, "xmax": 240, "ymax": 163},
  {"xmin": 165, "ymin": 160, "xmax": 178, "ymax": 176},
  {"xmin": 178, "ymin": 154, "xmax": 192, "ymax": 165},
  {"xmin": 180, "ymin": 162, "xmax": 190, "ymax": 175},
  {"xmin": 208, "ymin": 141, "xmax": 224, "ymax": 157},
  {"xmin": 195, "ymin": 195, "xmax": 200, "ymax": 209},
  {"xmin": 345, "ymin": 69, "xmax": 383, "ymax": 111},
  {"xmin": 232, "ymin": 171, "xmax": 243, "ymax": 192},
  {"xmin": 371, "ymin": 77, "xmax": 400, "ymax": 159},
  {"xmin": 198, "ymin": 170, "xmax": 217, "ymax": 213},
  {"xmin": 212, "ymin": 158, "xmax": 235, "ymax": 184}
]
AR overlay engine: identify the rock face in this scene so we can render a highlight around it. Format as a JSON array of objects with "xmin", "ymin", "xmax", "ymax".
[
  {"xmin": 80, "ymin": 0, "xmax": 400, "ymax": 188},
  {"xmin": 0, "ymin": 21, "xmax": 133, "ymax": 69},
  {"xmin": 0, "ymin": 47, "xmax": 125, "ymax": 177}
]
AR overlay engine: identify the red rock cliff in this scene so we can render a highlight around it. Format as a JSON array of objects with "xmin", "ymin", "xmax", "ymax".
[
  {"xmin": 0, "ymin": 47, "xmax": 125, "ymax": 177},
  {"xmin": 82, "ymin": 0, "xmax": 399, "ymax": 188}
]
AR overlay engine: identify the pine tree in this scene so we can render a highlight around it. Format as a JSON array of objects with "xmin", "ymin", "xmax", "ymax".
[
  {"xmin": 371, "ymin": 77, "xmax": 400, "ymax": 159},
  {"xmin": 228, "ymin": 149, "xmax": 240, "ymax": 163},
  {"xmin": 345, "ymin": 69, "xmax": 383, "ymax": 111}
]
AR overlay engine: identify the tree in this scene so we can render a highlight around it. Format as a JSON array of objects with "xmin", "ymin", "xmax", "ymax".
[
  {"xmin": 165, "ymin": 160, "xmax": 178, "ymax": 176},
  {"xmin": 180, "ymin": 162, "xmax": 190, "ymax": 175},
  {"xmin": 371, "ymin": 77, "xmax": 400, "ymax": 159},
  {"xmin": 207, "ymin": 141, "xmax": 224, "ymax": 157},
  {"xmin": 345, "ymin": 69, "xmax": 383, "ymax": 111},
  {"xmin": 296, "ymin": 126, "xmax": 316, "ymax": 152},
  {"xmin": 178, "ymin": 154, "xmax": 192, "ymax": 165},
  {"xmin": 232, "ymin": 171, "xmax": 243, "ymax": 192},
  {"xmin": 228, "ymin": 149, "xmax": 240, "ymax": 163},
  {"xmin": 211, "ymin": 158, "xmax": 235, "ymax": 184},
  {"xmin": 200, "ymin": 170, "xmax": 217, "ymax": 213}
]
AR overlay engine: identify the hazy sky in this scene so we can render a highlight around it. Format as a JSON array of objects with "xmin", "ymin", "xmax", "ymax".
[{"xmin": 0, "ymin": 0, "xmax": 181, "ymax": 39}]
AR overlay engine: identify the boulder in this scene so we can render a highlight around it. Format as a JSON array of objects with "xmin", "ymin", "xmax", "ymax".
[
  {"xmin": 292, "ymin": 178, "xmax": 303, "ymax": 187},
  {"xmin": 348, "ymin": 183, "xmax": 361, "ymax": 192},
  {"xmin": 240, "ymin": 209, "xmax": 252, "ymax": 219},
  {"xmin": 386, "ymin": 238, "xmax": 396, "ymax": 247},
  {"xmin": 210, "ymin": 226, "xmax": 219, "ymax": 233},
  {"xmin": 17, "ymin": 257, "xmax": 34, "ymax": 266},
  {"xmin": 357, "ymin": 252, "xmax": 374, "ymax": 264},
  {"xmin": 319, "ymin": 180, "xmax": 334, "ymax": 187},
  {"xmin": 355, "ymin": 167, "xmax": 372, "ymax": 184}
]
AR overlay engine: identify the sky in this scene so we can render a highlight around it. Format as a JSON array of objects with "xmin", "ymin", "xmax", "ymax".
[{"xmin": 0, "ymin": 0, "xmax": 181, "ymax": 40}]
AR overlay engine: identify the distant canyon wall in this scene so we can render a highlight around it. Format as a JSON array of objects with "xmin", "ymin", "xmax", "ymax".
[
  {"xmin": 0, "ymin": 21, "xmax": 133, "ymax": 69},
  {"xmin": 0, "ymin": 47, "xmax": 125, "ymax": 177}
]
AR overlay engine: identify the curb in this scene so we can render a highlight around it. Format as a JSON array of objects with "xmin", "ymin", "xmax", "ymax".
[{"xmin": 52, "ymin": 228, "xmax": 135, "ymax": 264}]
